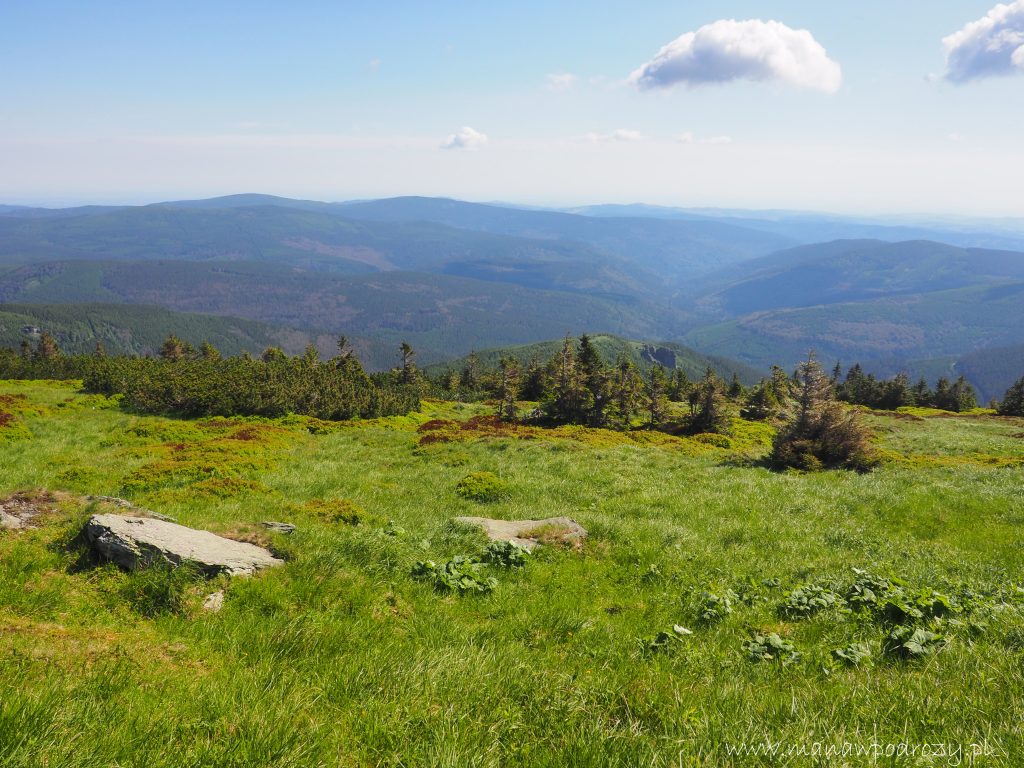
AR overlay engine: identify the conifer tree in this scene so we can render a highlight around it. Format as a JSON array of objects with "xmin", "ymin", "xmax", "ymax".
[
  {"xmin": 770, "ymin": 353, "xmax": 875, "ymax": 471},
  {"xmin": 261, "ymin": 347, "xmax": 286, "ymax": 362},
  {"xmin": 199, "ymin": 341, "xmax": 221, "ymax": 361},
  {"xmin": 35, "ymin": 331, "xmax": 60, "ymax": 360},
  {"xmin": 93, "ymin": 340, "xmax": 107, "ymax": 358},
  {"xmin": 727, "ymin": 372, "xmax": 743, "ymax": 400},
  {"xmin": 496, "ymin": 356, "xmax": 520, "ymax": 421},
  {"xmin": 611, "ymin": 352, "xmax": 643, "ymax": 428},
  {"xmin": 545, "ymin": 336, "xmax": 586, "ymax": 423},
  {"xmin": 691, "ymin": 368, "xmax": 730, "ymax": 434},
  {"xmin": 998, "ymin": 376, "xmax": 1024, "ymax": 417},
  {"xmin": 740, "ymin": 380, "xmax": 779, "ymax": 421},
  {"xmin": 668, "ymin": 369, "xmax": 691, "ymax": 402},
  {"xmin": 160, "ymin": 334, "xmax": 187, "ymax": 361},
  {"xmin": 577, "ymin": 334, "xmax": 610, "ymax": 426},
  {"xmin": 459, "ymin": 352, "xmax": 481, "ymax": 392},
  {"xmin": 647, "ymin": 364, "xmax": 669, "ymax": 427},
  {"xmin": 520, "ymin": 357, "xmax": 547, "ymax": 401},
  {"xmin": 399, "ymin": 342, "xmax": 419, "ymax": 385}
]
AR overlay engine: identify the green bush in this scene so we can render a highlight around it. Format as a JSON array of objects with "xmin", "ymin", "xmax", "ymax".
[
  {"xmin": 411, "ymin": 556, "xmax": 497, "ymax": 594},
  {"xmin": 455, "ymin": 472, "xmax": 509, "ymax": 503},
  {"xmin": 483, "ymin": 540, "xmax": 530, "ymax": 568}
]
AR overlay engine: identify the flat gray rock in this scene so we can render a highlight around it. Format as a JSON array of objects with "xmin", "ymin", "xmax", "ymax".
[
  {"xmin": 84, "ymin": 514, "xmax": 284, "ymax": 576},
  {"xmin": 0, "ymin": 508, "xmax": 32, "ymax": 530},
  {"xmin": 454, "ymin": 516, "xmax": 587, "ymax": 551},
  {"xmin": 261, "ymin": 521, "xmax": 296, "ymax": 534}
]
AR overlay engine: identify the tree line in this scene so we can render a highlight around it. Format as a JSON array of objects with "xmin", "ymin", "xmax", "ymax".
[{"xmin": 0, "ymin": 333, "xmax": 419, "ymax": 420}]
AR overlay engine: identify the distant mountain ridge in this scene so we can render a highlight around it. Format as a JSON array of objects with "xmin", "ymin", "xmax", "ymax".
[{"xmin": 0, "ymin": 194, "xmax": 1022, "ymax": 395}]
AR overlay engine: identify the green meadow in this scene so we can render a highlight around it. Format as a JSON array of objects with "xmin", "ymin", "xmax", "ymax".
[{"xmin": 2, "ymin": 380, "xmax": 1024, "ymax": 767}]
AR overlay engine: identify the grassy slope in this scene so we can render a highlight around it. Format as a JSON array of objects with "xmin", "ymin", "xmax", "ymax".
[{"xmin": 2, "ymin": 383, "xmax": 1024, "ymax": 766}]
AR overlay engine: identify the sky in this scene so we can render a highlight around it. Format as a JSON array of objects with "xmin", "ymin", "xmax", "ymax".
[{"xmin": 2, "ymin": 0, "xmax": 1023, "ymax": 215}]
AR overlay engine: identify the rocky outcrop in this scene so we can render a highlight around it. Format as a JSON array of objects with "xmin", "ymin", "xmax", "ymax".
[
  {"xmin": 454, "ymin": 516, "xmax": 588, "ymax": 551},
  {"xmin": 84, "ymin": 514, "xmax": 284, "ymax": 576}
]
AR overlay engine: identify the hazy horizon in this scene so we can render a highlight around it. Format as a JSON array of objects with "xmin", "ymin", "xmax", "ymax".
[{"xmin": 3, "ymin": 1, "xmax": 1024, "ymax": 216}]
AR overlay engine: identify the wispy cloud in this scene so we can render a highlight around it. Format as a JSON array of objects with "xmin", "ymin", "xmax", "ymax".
[
  {"xmin": 943, "ymin": 0, "xmax": 1024, "ymax": 83},
  {"xmin": 629, "ymin": 19, "xmax": 841, "ymax": 94},
  {"xmin": 545, "ymin": 73, "xmax": 578, "ymax": 91},
  {"xmin": 580, "ymin": 129, "xmax": 644, "ymax": 145},
  {"xmin": 440, "ymin": 126, "xmax": 489, "ymax": 150}
]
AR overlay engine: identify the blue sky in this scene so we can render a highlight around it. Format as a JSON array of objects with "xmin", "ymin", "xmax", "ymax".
[{"xmin": 2, "ymin": 1, "xmax": 1023, "ymax": 214}]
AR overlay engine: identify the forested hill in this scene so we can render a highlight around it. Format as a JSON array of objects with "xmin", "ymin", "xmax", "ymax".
[
  {"xmin": 425, "ymin": 334, "xmax": 763, "ymax": 385},
  {"xmin": 0, "ymin": 304, "xmax": 341, "ymax": 361}
]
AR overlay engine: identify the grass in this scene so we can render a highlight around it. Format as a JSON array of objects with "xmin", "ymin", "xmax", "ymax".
[{"xmin": 2, "ymin": 381, "xmax": 1024, "ymax": 765}]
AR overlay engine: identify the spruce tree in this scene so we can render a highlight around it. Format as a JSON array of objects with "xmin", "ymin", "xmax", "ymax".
[
  {"xmin": 647, "ymin": 364, "xmax": 669, "ymax": 427},
  {"xmin": 998, "ymin": 376, "xmax": 1024, "ymax": 417},
  {"xmin": 577, "ymin": 334, "xmax": 610, "ymax": 426},
  {"xmin": 611, "ymin": 352, "xmax": 643, "ymax": 428},
  {"xmin": 691, "ymin": 368, "xmax": 730, "ymax": 434},
  {"xmin": 727, "ymin": 372, "xmax": 743, "ymax": 400},
  {"xmin": 496, "ymin": 356, "xmax": 521, "ymax": 421},
  {"xmin": 770, "ymin": 353, "xmax": 875, "ymax": 471},
  {"xmin": 199, "ymin": 341, "xmax": 221, "ymax": 361},
  {"xmin": 160, "ymin": 334, "xmax": 187, "ymax": 361},
  {"xmin": 35, "ymin": 331, "xmax": 60, "ymax": 360},
  {"xmin": 545, "ymin": 337, "xmax": 586, "ymax": 423}
]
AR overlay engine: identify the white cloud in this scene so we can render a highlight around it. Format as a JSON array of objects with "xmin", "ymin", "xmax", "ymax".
[
  {"xmin": 943, "ymin": 0, "xmax": 1024, "ymax": 83},
  {"xmin": 546, "ymin": 73, "xmax": 578, "ymax": 91},
  {"xmin": 440, "ymin": 126, "xmax": 488, "ymax": 151},
  {"xmin": 675, "ymin": 131, "xmax": 696, "ymax": 144},
  {"xmin": 629, "ymin": 19, "xmax": 841, "ymax": 94},
  {"xmin": 581, "ymin": 129, "xmax": 644, "ymax": 145},
  {"xmin": 367, "ymin": 58, "xmax": 381, "ymax": 73},
  {"xmin": 702, "ymin": 135, "xmax": 733, "ymax": 144}
]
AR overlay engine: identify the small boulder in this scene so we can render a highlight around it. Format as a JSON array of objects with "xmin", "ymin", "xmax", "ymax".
[
  {"xmin": 84, "ymin": 514, "xmax": 284, "ymax": 576},
  {"xmin": 261, "ymin": 521, "xmax": 296, "ymax": 534},
  {"xmin": 202, "ymin": 590, "xmax": 225, "ymax": 613},
  {"xmin": 454, "ymin": 516, "xmax": 588, "ymax": 551}
]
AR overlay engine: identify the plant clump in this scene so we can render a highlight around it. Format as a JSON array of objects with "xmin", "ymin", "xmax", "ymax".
[
  {"xmin": 455, "ymin": 472, "xmax": 509, "ymax": 503},
  {"xmin": 483, "ymin": 540, "xmax": 530, "ymax": 568},
  {"xmin": 411, "ymin": 556, "xmax": 497, "ymax": 594},
  {"xmin": 743, "ymin": 632, "xmax": 801, "ymax": 665}
]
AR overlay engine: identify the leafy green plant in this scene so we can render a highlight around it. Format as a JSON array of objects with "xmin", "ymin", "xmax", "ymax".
[
  {"xmin": 411, "ymin": 556, "xmax": 497, "ymax": 594},
  {"xmin": 640, "ymin": 625, "xmax": 692, "ymax": 655},
  {"xmin": 832, "ymin": 643, "xmax": 872, "ymax": 667},
  {"xmin": 780, "ymin": 584, "xmax": 844, "ymax": 618},
  {"xmin": 742, "ymin": 632, "xmax": 801, "ymax": 665},
  {"xmin": 455, "ymin": 471, "xmax": 509, "ymax": 502},
  {"xmin": 697, "ymin": 590, "xmax": 736, "ymax": 623},
  {"xmin": 483, "ymin": 540, "xmax": 530, "ymax": 568},
  {"xmin": 845, "ymin": 568, "xmax": 901, "ymax": 611},
  {"xmin": 882, "ymin": 626, "xmax": 947, "ymax": 660}
]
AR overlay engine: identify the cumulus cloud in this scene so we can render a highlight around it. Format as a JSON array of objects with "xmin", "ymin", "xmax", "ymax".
[
  {"xmin": 440, "ymin": 126, "xmax": 488, "ymax": 150},
  {"xmin": 629, "ymin": 19, "xmax": 841, "ymax": 93},
  {"xmin": 546, "ymin": 73, "xmax": 578, "ymax": 91},
  {"xmin": 943, "ymin": 0, "xmax": 1024, "ymax": 83}
]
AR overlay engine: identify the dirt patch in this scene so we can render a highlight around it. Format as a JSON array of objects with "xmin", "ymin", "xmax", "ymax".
[{"xmin": 0, "ymin": 489, "xmax": 68, "ymax": 530}]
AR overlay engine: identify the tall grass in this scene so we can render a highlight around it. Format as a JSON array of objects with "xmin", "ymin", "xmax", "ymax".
[{"xmin": 1, "ymin": 382, "xmax": 1023, "ymax": 766}]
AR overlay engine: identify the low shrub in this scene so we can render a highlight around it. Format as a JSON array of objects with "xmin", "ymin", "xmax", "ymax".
[{"xmin": 455, "ymin": 472, "xmax": 509, "ymax": 503}]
